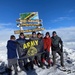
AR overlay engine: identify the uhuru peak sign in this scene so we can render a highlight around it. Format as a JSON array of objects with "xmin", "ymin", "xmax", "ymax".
[{"xmin": 14, "ymin": 12, "xmax": 45, "ymax": 37}]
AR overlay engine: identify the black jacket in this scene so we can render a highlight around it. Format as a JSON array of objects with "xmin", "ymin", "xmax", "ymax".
[
  {"xmin": 38, "ymin": 37, "xmax": 44, "ymax": 53},
  {"xmin": 16, "ymin": 38, "xmax": 27, "ymax": 58},
  {"xmin": 51, "ymin": 35, "xmax": 63, "ymax": 51}
]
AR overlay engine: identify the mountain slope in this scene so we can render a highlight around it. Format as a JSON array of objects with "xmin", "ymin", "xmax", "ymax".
[{"xmin": 0, "ymin": 42, "xmax": 75, "ymax": 75}]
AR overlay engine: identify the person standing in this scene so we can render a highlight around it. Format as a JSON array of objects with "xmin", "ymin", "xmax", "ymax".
[
  {"xmin": 29, "ymin": 31, "xmax": 38, "ymax": 70},
  {"xmin": 16, "ymin": 32, "xmax": 26, "ymax": 58},
  {"xmin": 7, "ymin": 35, "xmax": 18, "ymax": 75},
  {"xmin": 16, "ymin": 32, "xmax": 28, "ymax": 71},
  {"xmin": 51, "ymin": 31, "xmax": 64, "ymax": 67},
  {"xmin": 43, "ymin": 32, "xmax": 52, "ymax": 68},
  {"xmin": 35, "ymin": 32, "xmax": 44, "ymax": 69}
]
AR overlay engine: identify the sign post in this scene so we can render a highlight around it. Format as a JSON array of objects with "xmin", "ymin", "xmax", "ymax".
[{"xmin": 14, "ymin": 12, "xmax": 45, "ymax": 37}]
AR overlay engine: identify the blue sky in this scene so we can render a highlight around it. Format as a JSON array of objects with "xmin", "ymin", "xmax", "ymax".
[{"xmin": 0, "ymin": 0, "xmax": 75, "ymax": 30}]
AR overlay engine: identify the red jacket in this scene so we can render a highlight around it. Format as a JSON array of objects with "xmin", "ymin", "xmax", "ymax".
[{"xmin": 43, "ymin": 37, "xmax": 52, "ymax": 52}]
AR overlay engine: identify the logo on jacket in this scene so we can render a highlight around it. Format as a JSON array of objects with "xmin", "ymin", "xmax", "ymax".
[{"xmin": 27, "ymin": 47, "xmax": 37, "ymax": 56}]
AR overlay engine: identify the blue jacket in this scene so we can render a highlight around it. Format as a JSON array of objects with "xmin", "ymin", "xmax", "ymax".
[{"xmin": 7, "ymin": 40, "xmax": 17, "ymax": 59}]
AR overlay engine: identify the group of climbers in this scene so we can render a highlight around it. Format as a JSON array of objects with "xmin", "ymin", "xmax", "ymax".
[{"xmin": 6, "ymin": 31, "xmax": 64, "ymax": 75}]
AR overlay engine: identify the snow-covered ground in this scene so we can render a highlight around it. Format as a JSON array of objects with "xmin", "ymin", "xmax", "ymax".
[
  {"xmin": 0, "ymin": 41, "xmax": 75, "ymax": 75},
  {"xmin": 64, "ymin": 42, "xmax": 75, "ymax": 50},
  {"xmin": 0, "ymin": 41, "xmax": 7, "ymax": 64}
]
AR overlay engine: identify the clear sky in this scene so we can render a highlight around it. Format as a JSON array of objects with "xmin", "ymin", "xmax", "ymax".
[{"xmin": 0, "ymin": 0, "xmax": 75, "ymax": 30}]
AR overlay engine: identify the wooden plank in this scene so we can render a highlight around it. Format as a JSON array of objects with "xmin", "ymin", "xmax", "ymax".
[
  {"xmin": 18, "ymin": 24, "xmax": 42, "ymax": 27},
  {"xmin": 14, "ymin": 28, "xmax": 45, "ymax": 34},
  {"xmin": 16, "ymin": 19, "xmax": 42, "ymax": 22},
  {"xmin": 24, "ymin": 34, "xmax": 32, "ymax": 38}
]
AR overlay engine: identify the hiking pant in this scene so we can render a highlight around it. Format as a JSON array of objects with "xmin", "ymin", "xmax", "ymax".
[
  {"xmin": 42, "ymin": 50, "xmax": 50, "ymax": 65},
  {"xmin": 28, "ymin": 57, "xmax": 34, "ymax": 69},
  {"xmin": 8, "ymin": 58, "xmax": 18, "ymax": 73},
  {"xmin": 52, "ymin": 50, "xmax": 64, "ymax": 66},
  {"xmin": 35, "ymin": 54, "xmax": 43, "ymax": 67}
]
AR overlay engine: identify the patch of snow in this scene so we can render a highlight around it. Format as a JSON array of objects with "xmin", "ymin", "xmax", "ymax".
[{"xmin": 0, "ymin": 42, "xmax": 75, "ymax": 75}]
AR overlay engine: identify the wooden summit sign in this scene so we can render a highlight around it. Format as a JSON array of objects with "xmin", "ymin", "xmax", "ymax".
[{"xmin": 14, "ymin": 12, "xmax": 45, "ymax": 37}]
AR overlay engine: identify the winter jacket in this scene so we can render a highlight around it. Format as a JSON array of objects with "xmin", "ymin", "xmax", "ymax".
[
  {"xmin": 7, "ymin": 40, "xmax": 17, "ymax": 59},
  {"xmin": 16, "ymin": 37, "xmax": 26, "ymax": 44},
  {"xmin": 51, "ymin": 35, "xmax": 63, "ymax": 51},
  {"xmin": 38, "ymin": 37, "xmax": 44, "ymax": 53},
  {"xmin": 29, "ymin": 36, "xmax": 38, "ymax": 41},
  {"xmin": 16, "ymin": 37, "xmax": 27, "ymax": 57},
  {"xmin": 29, "ymin": 37, "xmax": 44, "ymax": 53},
  {"xmin": 43, "ymin": 37, "xmax": 52, "ymax": 52}
]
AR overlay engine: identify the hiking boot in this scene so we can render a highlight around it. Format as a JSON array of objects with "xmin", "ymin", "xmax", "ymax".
[
  {"xmin": 41, "ymin": 66, "xmax": 45, "ymax": 69},
  {"xmin": 6, "ymin": 68, "xmax": 12, "ymax": 75},
  {"xmin": 30, "ymin": 65, "xmax": 34, "ymax": 70},
  {"xmin": 61, "ymin": 64, "xmax": 64, "ymax": 67},
  {"xmin": 37, "ymin": 64, "xmax": 45, "ymax": 69},
  {"xmin": 46, "ymin": 64, "xmax": 50, "ymax": 69},
  {"xmin": 25, "ymin": 67, "xmax": 29, "ymax": 71},
  {"xmin": 24, "ymin": 64, "xmax": 29, "ymax": 71},
  {"xmin": 38, "ymin": 64, "xmax": 41, "ymax": 67},
  {"xmin": 59, "ymin": 66, "xmax": 66, "ymax": 71},
  {"xmin": 14, "ymin": 72, "xmax": 18, "ymax": 75}
]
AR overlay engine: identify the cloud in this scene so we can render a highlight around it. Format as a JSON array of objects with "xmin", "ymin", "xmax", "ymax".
[
  {"xmin": 0, "ymin": 22, "xmax": 21, "ymax": 42},
  {"xmin": 51, "ymin": 17, "xmax": 74, "ymax": 23},
  {"xmin": 64, "ymin": 42, "xmax": 75, "ymax": 50},
  {"xmin": 44, "ymin": 26, "xmax": 75, "ymax": 42},
  {"xmin": 0, "ymin": 26, "xmax": 75, "ymax": 50},
  {"xmin": 0, "ymin": 23, "xmax": 13, "ymax": 26},
  {"xmin": 0, "ymin": 29, "xmax": 18, "ymax": 42},
  {"xmin": 0, "ymin": 23, "xmax": 16, "ymax": 30},
  {"xmin": 0, "ymin": 26, "xmax": 75, "ymax": 42},
  {"xmin": 0, "ymin": 25, "xmax": 4, "ymax": 29}
]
